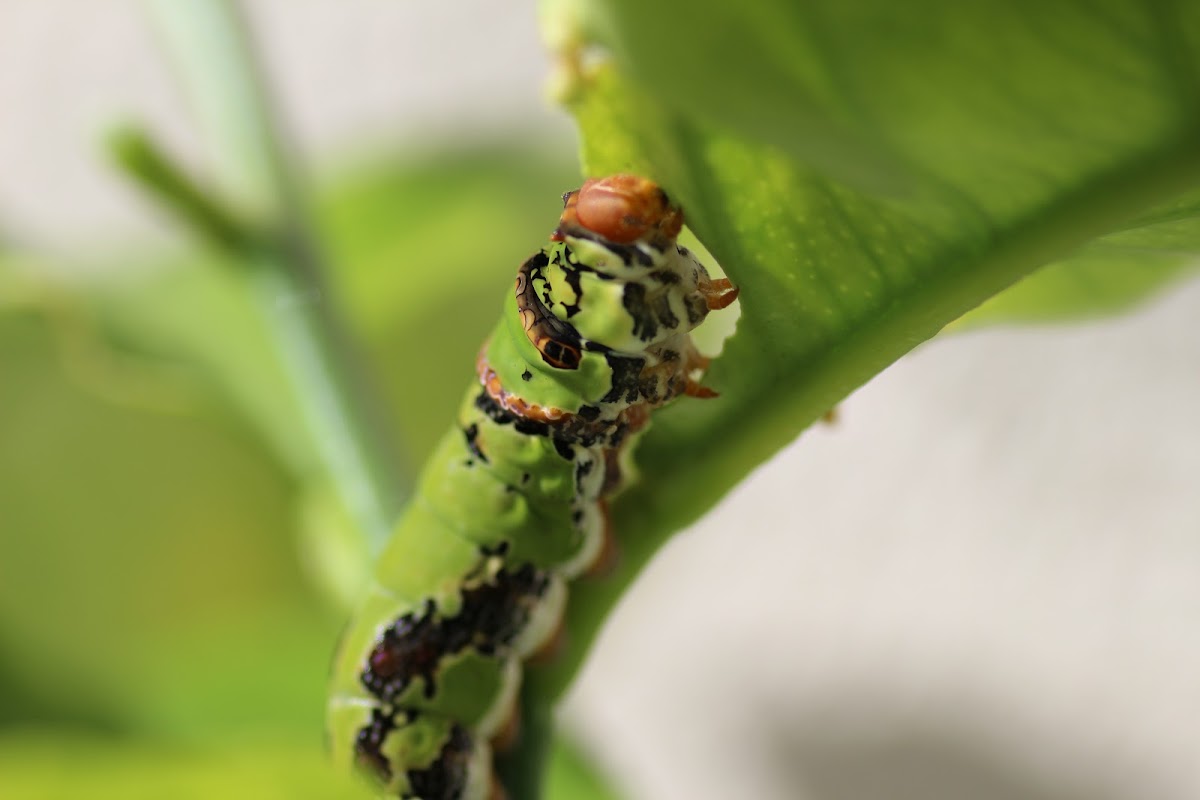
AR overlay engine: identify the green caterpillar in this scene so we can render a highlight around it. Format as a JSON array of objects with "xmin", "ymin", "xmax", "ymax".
[{"xmin": 327, "ymin": 174, "xmax": 738, "ymax": 799}]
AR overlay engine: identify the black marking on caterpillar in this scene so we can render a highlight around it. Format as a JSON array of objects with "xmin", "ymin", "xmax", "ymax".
[
  {"xmin": 355, "ymin": 708, "xmax": 401, "ymax": 782},
  {"xmin": 577, "ymin": 405, "xmax": 601, "ymax": 421},
  {"xmin": 404, "ymin": 723, "xmax": 474, "ymax": 800},
  {"xmin": 355, "ymin": 710, "xmax": 474, "ymax": 800},
  {"xmin": 362, "ymin": 599, "xmax": 442, "ymax": 702},
  {"xmin": 462, "ymin": 424, "xmax": 488, "ymax": 464},
  {"xmin": 600, "ymin": 353, "xmax": 647, "ymax": 405},
  {"xmin": 553, "ymin": 225, "xmax": 656, "ymax": 267},
  {"xmin": 561, "ymin": 267, "xmax": 585, "ymax": 317},
  {"xmin": 473, "ymin": 389, "xmax": 630, "ymax": 451},
  {"xmin": 552, "ymin": 438, "xmax": 575, "ymax": 461},
  {"xmin": 361, "ymin": 567, "xmax": 550, "ymax": 704},
  {"xmin": 517, "ymin": 252, "xmax": 582, "ymax": 370},
  {"xmin": 622, "ymin": 282, "xmax": 681, "ymax": 343},
  {"xmin": 685, "ymin": 293, "xmax": 708, "ymax": 325}
]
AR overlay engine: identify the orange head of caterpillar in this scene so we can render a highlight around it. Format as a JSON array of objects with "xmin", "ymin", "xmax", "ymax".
[{"xmin": 553, "ymin": 174, "xmax": 683, "ymax": 247}]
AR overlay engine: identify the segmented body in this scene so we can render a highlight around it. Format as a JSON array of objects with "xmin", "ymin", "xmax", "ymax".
[{"xmin": 328, "ymin": 175, "xmax": 737, "ymax": 799}]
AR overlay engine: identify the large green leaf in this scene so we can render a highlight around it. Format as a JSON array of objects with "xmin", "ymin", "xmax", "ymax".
[
  {"xmin": 958, "ymin": 188, "xmax": 1200, "ymax": 327},
  {"xmin": 530, "ymin": 0, "xmax": 1200, "ymax": 695}
]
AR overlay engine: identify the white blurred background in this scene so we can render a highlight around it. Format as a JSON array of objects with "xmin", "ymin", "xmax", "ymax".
[{"xmin": 4, "ymin": 3, "xmax": 1198, "ymax": 799}]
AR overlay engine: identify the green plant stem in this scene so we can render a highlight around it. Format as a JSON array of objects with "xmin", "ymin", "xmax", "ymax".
[
  {"xmin": 250, "ymin": 251, "xmax": 403, "ymax": 552},
  {"xmin": 137, "ymin": 0, "xmax": 407, "ymax": 553},
  {"xmin": 109, "ymin": 127, "xmax": 257, "ymax": 252}
]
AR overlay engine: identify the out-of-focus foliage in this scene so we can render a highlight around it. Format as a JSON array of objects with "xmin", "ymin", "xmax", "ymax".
[
  {"xmin": 46, "ymin": 149, "xmax": 579, "ymax": 471},
  {"xmin": 0, "ymin": 734, "xmax": 368, "ymax": 800},
  {"xmin": 958, "ymin": 189, "xmax": 1200, "ymax": 329},
  {"xmin": 0, "ymin": 149, "xmax": 585, "ymax": 795},
  {"xmin": 544, "ymin": 737, "xmax": 622, "ymax": 800},
  {"xmin": 0, "ymin": 308, "xmax": 325, "ymax": 735}
]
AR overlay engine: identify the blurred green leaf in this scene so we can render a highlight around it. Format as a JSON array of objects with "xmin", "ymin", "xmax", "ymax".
[
  {"xmin": 0, "ymin": 310, "xmax": 335, "ymax": 740},
  {"xmin": 27, "ymin": 147, "xmax": 577, "ymax": 473},
  {"xmin": 531, "ymin": 0, "xmax": 1200, "ymax": 696},
  {"xmin": 83, "ymin": 254, "xmax": 314, "ymax": 474},
  {"xmin": 0, "ymin": 146, "xmax": 581, "ymax": 750},
  {"xmin": 545, "ymin": 736, "xmax": 622, "ymax": 800},
  {"xmin": 957, "ymin": 189, "xmax": 1200, "ymax": 328},
  {"xmin": 0, "ymin": 733, "xmax": 370, "ymax": 800}
]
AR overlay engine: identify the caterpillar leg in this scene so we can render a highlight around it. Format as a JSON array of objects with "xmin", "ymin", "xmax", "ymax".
[
  {"xmin": 679, "ymin": 341, "xmax": 720, "ymax": 399},
  {"xmin": 700, "ymin": 277, "xmax": 739, "ymax": 310},
  {"xmin": 684, "ymin": 380, "xmax": 719, "ymax": 399}
]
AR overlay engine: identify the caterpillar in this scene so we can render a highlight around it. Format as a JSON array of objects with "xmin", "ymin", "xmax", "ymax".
[{"xmin": 327, "ymin": 174, "xmax": 738, "ymax": 799}]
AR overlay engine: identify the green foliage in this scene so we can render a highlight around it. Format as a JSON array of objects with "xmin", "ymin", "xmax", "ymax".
[
  {"xmin": 571, "ymin": 0, "xmax": 1200, "ymax": 519},
  {"xmin": 544, "ymin": 736, "xmax": 621, "ymax": 800},
  {"xmin": 0, "ymin": 155, "xmax": 583, "ymax": 795},
  {"xmin": 0, "ymin": 310, "xmax": 336, "ymax": 740},
  {"xmin": 0, "ymin": 734, "xmax": 369, "ymax": 800},
  {"xmin": 959, "ymin": 188, "xmax": 1200, "ymax": 328},
  {"xmin": 534, "ymin": 0, "xmax": 1200, "ymax": 698}
]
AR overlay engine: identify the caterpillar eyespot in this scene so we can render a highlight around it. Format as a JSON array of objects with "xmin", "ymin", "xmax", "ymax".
[{"xmin": 327, "ymin": 174, "xmax": 738, "ymax": 799}]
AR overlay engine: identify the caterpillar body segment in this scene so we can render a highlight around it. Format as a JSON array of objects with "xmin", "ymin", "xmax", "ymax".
[{"xmin": 328, "ymin": 174, "xmax": 736, "ymax": 799}]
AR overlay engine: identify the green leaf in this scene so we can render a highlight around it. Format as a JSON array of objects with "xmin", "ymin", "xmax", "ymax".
[
  {"xmin": 530, "ymin": 0, "xmax": 1200, "ymax": 697},
  {"xmin": 0, "ymin": 310, "xmax": 337, "ymax": 740},
  {"xmin": 0, "ymin": 733, "xmax": 371, "ymax": 800},
  {"xmin": 957, "ymin": 188, "xmax": 1200, "ymax": 328},
  {"xmin": 545, "ymin": 736, "xmax": 622, "ymax": 800},
  {"xmin": 82, "ymin": 254, "xmax": 316, "ymax": 475}
]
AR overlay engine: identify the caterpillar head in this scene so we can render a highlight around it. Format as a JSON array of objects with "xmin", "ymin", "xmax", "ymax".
[{"xmin": 554, "ymin": 174, "xmax": 683, "ymax": 249}]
